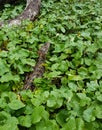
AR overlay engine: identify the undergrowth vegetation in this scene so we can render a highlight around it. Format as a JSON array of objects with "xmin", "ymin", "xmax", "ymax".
[{"xmin": 0, "ymin": 0, "xmax": 102, "ymax": 129}]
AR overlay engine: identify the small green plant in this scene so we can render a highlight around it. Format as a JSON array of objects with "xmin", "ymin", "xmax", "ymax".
[
  {"xmin": 0, "ymin": 0, "xmax": 102, "ymax": 129},
  {"xmin": 0, "ymin": 3, "xmax": 25, "ymax": 20}
]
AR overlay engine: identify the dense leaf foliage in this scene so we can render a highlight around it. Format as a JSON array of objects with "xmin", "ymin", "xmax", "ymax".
[{"xmin": 0, "ymin": 0, "xmax": 102, "ymax": 129}]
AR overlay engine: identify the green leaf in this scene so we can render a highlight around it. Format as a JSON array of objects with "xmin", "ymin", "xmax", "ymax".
[
  {"xmin": 0, "ymin": 59, "xmax": 9, "ymax": 76},
  {"xmin": 77, "ymin": 93, "xmax": 91, "ymax": 106},
  {"xmin": 54, "ymin": 44, "xmax": 65, "ymax": 53},
  {"xmin": 78, "ymin": 67, "xmax": 88, "ymax": 78},
  {"xmin": 24, "ymin": 105, "xmax": 34, "ymax": 115},
  {"xmin": 86, "ymin": 44, "xmax": 98, "ymax": 53},
  {"xmin": 95, "ymin": 92, "xmax": 102, "ymax": 102},
  {"xmin": 0, "ymin": 111, "xmax": 18, "ymax": 130},
  {"xmin": 81, "ymin": 31, "xmax": 91, "ymax": 39},
  {"xmin": 47, "ymin": 95, "xmax": 56, "ymax": 107},
  {"xmin": 0, "ymin": 72, "xmax": 20, "ymax": 83},
  {"xmin": 61, "ymin": 117, "xmax": 76, "ymax": 130},
  {"xmin": 20, "ymin": 90, "xmax": 33, "ymax": 100},
  {"xmin": 94, "ymin": 105, "xmax": 102, "ymax": 119},
  {"xmin": 68, "ymin": 74, "xmax": 82, "ymax": 81},
  {"xmin": 32, "ymin": 106, "xmax": 45, "ymax": 124},
  {"xmin": 84, "ymin": 57, "xmax": 92, "ymax": 66},
  {"xmin": 0, "ymin": 51, "xmax": 8, "ymax": 57},
  {"xmin": 0, "ymin": 111, "xmax": 10, "ymax": 125},
  {"xmin": 7, "ymin": 92, "xmax": 17, "ymax": 101},
  {"xmin": 47, "ymin": 71, "xmax": 61, "ymax": 78},
  {"xmin": 0, "ymin": 117, "xmax": 18, "ymax": 130},
  {"xmin": 18, "ymin": 115, "xmax": 31, "ymax": 128},
  {"xmin": 83, "ymin": 106, "xmax": 95, "ymax": 122},
  {"xmin": 68, "ymin": 82, "xmax": 77, "ymax": 92},
  {"xmin": 51, "ymin": 63, "xmax": 59, "ymax": 71},
  {"xmin": 21, "ymin": 58, "xmax": 35, "ymax": 66},
  {"xmin": 56, "ymin": 110, "xmax": 68, "ymax": 127},
  {"xmin": 49, "ymin": 55, "xmax": 58, "ymax": 61},
  {"xmin": 47, "ymin": 90, "xmax": 63, "ymax": 108},
  {"xmin": 36, "ymin": 120, "xmax": 59, "ymax": 130},
  {"xmin": 60, "ymin": 26, "xmax": 66, "ymax": 33},
  {"xmin": 59, "ymin": 60, "xmax": 69, "ymax": 72},
  {"xmin": 0, "ymin": 98, "xmax": 7, "ymax": 109},
  {"xmin": 8, "ymin": 100, "xmax": 25, "ymax": 110},
  {"xmin": 86, "ymin": 81, "xmax": 99, "ymax": 92},
  {"xmin": 76, "ymin": 118, "xmax": 84, "ymax": 130}
]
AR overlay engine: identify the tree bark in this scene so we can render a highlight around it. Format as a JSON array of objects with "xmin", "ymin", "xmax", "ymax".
[
  {"xmin": 0, "ymin": 0, "xmax": 41, "ymax": 26},
  {"xmin": 23, "ymin": 42, "xmax": 50, "ymax": 91}
]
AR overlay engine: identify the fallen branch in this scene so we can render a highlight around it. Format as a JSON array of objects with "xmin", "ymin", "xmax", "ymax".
[
  {"xmin": 23, "ymin": 42, "xmax": 50, "ymax": 91},
  {"xmin": 0, "ymin": 0, "xmax": 41, "ymax": 26}
]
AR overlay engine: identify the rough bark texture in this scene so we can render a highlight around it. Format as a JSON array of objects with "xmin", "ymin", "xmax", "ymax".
[
  {"xmin": 0, "ymin": 0, "xmax": 41, "ymax": 26},
  {"xmin": 23, "ymin": 43, "xmax": 50, "ymax": 91}
]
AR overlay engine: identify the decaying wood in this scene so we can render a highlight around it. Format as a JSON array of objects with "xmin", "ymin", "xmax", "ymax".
[
  {"xmin": 23, "ymin": 42, "xmax": 50, "ymax": 90},
  {"xmin": 0, "ymin": 0, "xmax": 41, "ymax": 26}
]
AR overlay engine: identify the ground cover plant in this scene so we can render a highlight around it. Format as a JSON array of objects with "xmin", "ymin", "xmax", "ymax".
[{"xmin": 0, "ymin": 0, "xmax": 102, "ymax": 129}]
